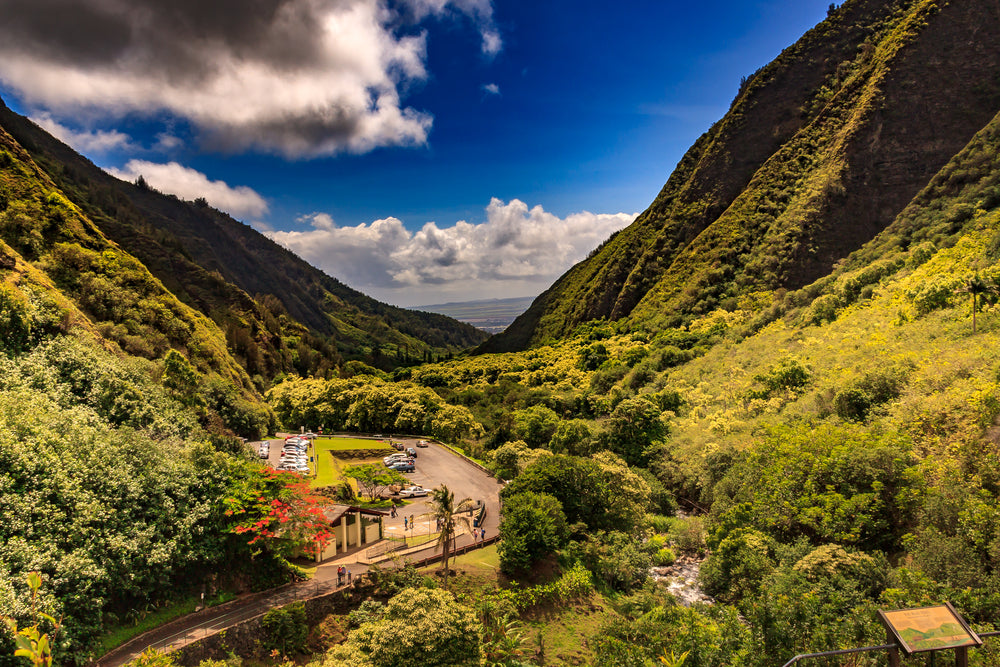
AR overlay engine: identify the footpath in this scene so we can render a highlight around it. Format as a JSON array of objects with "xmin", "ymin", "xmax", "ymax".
[{"xmin": 96, "ymin": 516, "xmax": 499, "ymax": 666}]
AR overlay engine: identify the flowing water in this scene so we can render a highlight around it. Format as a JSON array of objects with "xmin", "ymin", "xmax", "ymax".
[{"xmin": 651, "ymin": 555, "xmax": 714, "ymax": 606}]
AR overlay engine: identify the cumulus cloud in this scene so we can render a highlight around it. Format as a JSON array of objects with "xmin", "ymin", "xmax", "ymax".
[
  {"xmin": 481, "ymin": 83, "xmax": 500, "ymax": 96},
  {"xmin": 401, "ymin": 0, "xmax": 501, "ymax": 56},
  {"xmin": 30, "ymin": 112, "xmax": 137, "ymax": 154},
  {"xmin": 268, "ymin": 198, "xmax": 636, "ymax": 305},
  {"xmin": 0, "ymin": 0, "xmax": 499, "ymax": 158},
  {"xmin": 105, "ymin": 160, "xmax": 269, "ymax": 219}
]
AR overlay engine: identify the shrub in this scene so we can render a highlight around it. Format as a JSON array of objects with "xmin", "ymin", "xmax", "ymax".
[
  {"xmin": 833, "ymin": 366, "xmax": 908, "ymax": 421},
  {"xmin": 261, "ymin": 602, "xmax": 308, "ymax": 655},
  {"xmin": 700, "ymin": 528, "xmax": 777, "ymax": 602},
  {"xmin": 655, "ymin": 547, "xmax": 677, "ymax": 566}
]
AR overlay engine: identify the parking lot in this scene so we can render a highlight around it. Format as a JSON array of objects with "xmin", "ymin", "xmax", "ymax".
[
  {"xmin": 378, "ymin": 438, "xmax": 501, "ymax": 542},
  {"xmin": 258, "ymin": 434, "xmax": 502, "ymax": 546}
]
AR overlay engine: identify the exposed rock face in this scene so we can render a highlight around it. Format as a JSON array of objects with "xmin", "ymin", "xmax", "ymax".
[{"xmin": 483, "ymin": 0, "xmax": 1000, "ymax": 352}]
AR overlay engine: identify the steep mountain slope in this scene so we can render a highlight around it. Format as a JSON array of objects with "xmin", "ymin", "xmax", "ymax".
[
  {"xmin": 0, "ymin": 121, "xmax": 275, "ymax": 437},
  {"xmin": 484, "ymin": 0, "xmax": 1000, "ymax": 352},
  {"xmin": 0, "ymin": 98, "xmax": 488, "ymax": 379}
]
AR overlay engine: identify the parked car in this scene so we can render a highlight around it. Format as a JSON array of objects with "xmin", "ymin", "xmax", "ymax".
[
  {"xmin": 383, "ymin": 452, "xmax": 411, "ymax": 465},
  {"xmin": 391, "ymin": 441, "xmax": 405, "ymax": 451},
  {"xmin": 389, "ymin": 460, "xmax": 415, "ymax": 472},
  {"xmin": 406, "ymin": 447, "xmax": 417, "ymax": 458},
  {"xmin": 398, "ymin": 485, "xmax": 428, "ymax": 497},
  {"xmin": 416, "ymin": 440, "xmax": 429, "ymax": 448}
]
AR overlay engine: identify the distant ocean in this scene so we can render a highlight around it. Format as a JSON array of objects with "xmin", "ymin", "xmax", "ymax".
[{"xmin": 412, "ymin": 296, "xmax": 535, "ymax": 334}]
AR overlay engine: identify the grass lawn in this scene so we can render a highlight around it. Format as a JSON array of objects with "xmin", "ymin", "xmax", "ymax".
[
  {"xmin": 313, "ymin": 436, "xmax": 392, "ymax": 451},
  {"xmin": 454, "ymin": 543, "xmax": 500, "ymax": 570},
  {"xmin": 311, "ymin": 437, "xmax": 391, "ymax": 489}
]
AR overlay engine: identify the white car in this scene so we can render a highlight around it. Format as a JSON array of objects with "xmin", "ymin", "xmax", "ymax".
[
  {"xmin": 383, "ymin": 453, "xmax": 411, "ymax": 465},
  {"xmin": 398, "ymin": 485, "xmax": 428, "ymax": 498}
]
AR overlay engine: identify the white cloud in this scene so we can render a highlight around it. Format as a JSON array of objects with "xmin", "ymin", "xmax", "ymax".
[
  {"xmin": 105, "ymin": 160, "xmax": 269, "ymax": 219},
  {"xmin": 482, "ymin": 83, "xmax": 500, "ymax": 96},
  {"xmin": 0, "ymin": 0, "xmax": 500, "ymax": 158},
  {"xmin": 268, "ymin": 199, "xmax": 636, "ymax": 306},
  {"xmin": 30, "ymin": 112, "xmax": 137, "ymax": 154}
]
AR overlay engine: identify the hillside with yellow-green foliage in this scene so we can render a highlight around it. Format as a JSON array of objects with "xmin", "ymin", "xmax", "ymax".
[
  {"xmin": 273, "ymin": 105, "xmax": 1000, "ymax": 665},
  {"xmin": 485, "ymin": 0, "xmax": 1000, "ymax": 353}
]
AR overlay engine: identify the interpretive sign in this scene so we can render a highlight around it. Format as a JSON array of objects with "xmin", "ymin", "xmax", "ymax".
[{"xmin": 878, "ymin": 603, "xmax": 982, "ymax": 655}]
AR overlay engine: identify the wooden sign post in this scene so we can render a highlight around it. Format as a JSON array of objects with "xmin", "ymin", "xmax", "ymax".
[{"xmin": 878, "ymin": 603, "xmax": 982, "ymax": 666}]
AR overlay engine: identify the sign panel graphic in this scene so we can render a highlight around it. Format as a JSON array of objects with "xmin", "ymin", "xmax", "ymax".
[{"xmin": 879, "ymin": 604, "xmax": 982, "ymax": 655}]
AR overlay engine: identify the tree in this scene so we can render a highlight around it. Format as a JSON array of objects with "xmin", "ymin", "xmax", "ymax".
[
  {"xmin": 498, "ymin": 491, "xmax": 567, "ymax": 574},
  {"xmin": 431, "ymin": 404, "xmax": 485, "ymax": 443},
  {"xmin": 223, "ymin": 466, "xmax": 332, "ymax": 558},
  {"xmin": 592, "ymin": 451, "xmax": 652, "ymax": 532},
  {"xmin": 502, "ymin": 454, "xmax": 611, "ymax": 529},
  {"xmin": 511, "ymin": 405, "xmax": 559, "ymax": 449},
  {"xmin": 549, "ymin": 419, "xmax": 594, "ymax": 456},
  {"xmin": 161, "ymin": 349, "xmax": 201, "ymax": 407},
  {"xmin": 600, "ymin": 396, "xmax": 666, "ymax": 466},
  {"xmin": 343, "ymin": 464, "xmax": 407, "ymax": 501},
  {"xmin": 323, "ymin": 587, "xmax": 482, "ymax": 667},
  {"xmin": 429, "ymin": 485, "xmax": 474, "ymax": 590},
  {"xmin": 957, "ymin": 272, "xmax": 997, "ymax": 333},
  {"xmin": 488, "ymin": 440, "xmax": 551, "ymax": 480}
]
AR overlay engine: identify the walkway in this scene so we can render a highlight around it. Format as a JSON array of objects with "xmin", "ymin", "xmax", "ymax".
[{"xmin": 95, "ymin": 440, "xmax": 501, "ymax": 666}]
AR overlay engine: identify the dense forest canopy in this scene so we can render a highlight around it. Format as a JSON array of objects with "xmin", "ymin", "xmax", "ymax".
[{"xmin": 4, "ymin": 0, "xmax": 1000, "ymax": 665}]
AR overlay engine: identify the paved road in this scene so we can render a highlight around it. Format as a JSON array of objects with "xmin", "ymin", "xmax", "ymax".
[
  {"xmin": 96, "ymin": 438, "xmax": 501, "ymax": 667},
  {"xmin": 380, "ymin": 438, "xmax": 502, "ymax": 543}
]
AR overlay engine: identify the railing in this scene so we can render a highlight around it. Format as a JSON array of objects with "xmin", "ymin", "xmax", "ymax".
[
  {"xmin": 122, "ymin": 578, "xmax": 350, "ymax": 660},
  {"xmin": 780, "ymin": 630, "xmax": 1000, "ymax": 666},
  {"xmin": 365, "ymin": 536, "xmax": 407, "ymax": 559}
]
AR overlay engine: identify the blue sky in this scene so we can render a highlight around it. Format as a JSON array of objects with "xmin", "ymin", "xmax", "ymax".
[{"xmin": 0, "ymin": 0, "xmax": 833, "ymax": 306}]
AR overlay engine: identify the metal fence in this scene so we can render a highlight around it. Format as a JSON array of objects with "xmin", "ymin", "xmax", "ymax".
[
  {"xmin": 780, "ymin": 630, "xmax": 1000, "ymax": 666},
  {"xmin": 137, "ymin": 578, "xmax": 347, "ymax": 656},
  {"xmin": 365, "ymin": 536, "xmax": 407, "ymax": 560}
]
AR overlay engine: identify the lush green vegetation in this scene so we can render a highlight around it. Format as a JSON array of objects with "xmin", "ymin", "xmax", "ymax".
[
  {"xmin": 7, "ymin": 1, "xmax": 1000, "ymax": 665},
  {"xmin": 0, "ymin": 335, "xmax": 319, "ymax": 663},
  {"xmin": 242, "ymin": 116, "xmax": 1000, "ymax": 664}
]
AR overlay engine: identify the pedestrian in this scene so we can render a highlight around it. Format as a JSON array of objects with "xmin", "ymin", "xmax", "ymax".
[
  {"xmin": 347, "ymin": 569, "xmax": 352, "ymax": 584},
  {"xmin": 404, "ymin": 516, "xmax": 408, "ymax": 530},
  {"xmin": 337, "ymin": 565, "xmax": 343, "ymax": 585},
  {"xmin": 481, "ymin": 527, "xmax": 486, "ymax": 541}
]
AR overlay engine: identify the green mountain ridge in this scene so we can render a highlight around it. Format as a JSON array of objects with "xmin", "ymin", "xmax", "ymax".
[
  {"xmin": 0, "ymin": 96, "xmax": 487, "ymax": 382},
  {"xmin": 483, "ymin": 0, "xmax": 1000, "ymax": 353}
]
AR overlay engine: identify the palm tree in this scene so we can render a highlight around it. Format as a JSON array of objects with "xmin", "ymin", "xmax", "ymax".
[
  {"xmin": 429, "ymin": 484, "xmax": 474, "ymax": 590},
  {"xmin": 958, "ymin": 272, "xmax": 997, "ymax": 333}
]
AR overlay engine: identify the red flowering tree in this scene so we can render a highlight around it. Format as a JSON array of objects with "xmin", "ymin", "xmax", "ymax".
[{"xmin": 223, "ymin": 467, "xmax": 332, "ymax": 558}]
